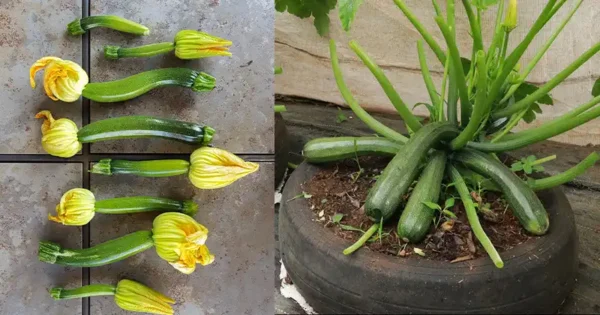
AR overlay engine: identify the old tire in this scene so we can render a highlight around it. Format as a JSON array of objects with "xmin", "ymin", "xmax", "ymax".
[{"xmin": 279, "ymin": 162, "xmax": 578, "ymax": 314}]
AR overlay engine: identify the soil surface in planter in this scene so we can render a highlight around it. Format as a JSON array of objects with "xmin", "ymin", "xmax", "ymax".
[{"xmin": 301, "ymin": 157, "xmax": 533, "ymax": 263}]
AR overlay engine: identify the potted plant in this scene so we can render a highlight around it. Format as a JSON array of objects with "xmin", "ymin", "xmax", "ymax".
[{"xmin": 279, "ymin": 0, "xmax": 599, "ymax": 313}]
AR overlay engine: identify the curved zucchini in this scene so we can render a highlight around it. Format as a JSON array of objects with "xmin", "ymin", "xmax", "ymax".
[
  {"xmin": 81, "ymin": 68, "xmax": 215, "ymax": 102},
  {"xmin": 68, "ymin": 15, "xmax": 149, "ymax": 36},
  {"xmin": 303, "ymin": 137, "xmax": 402, "ymax": 163},
  {"xmin": 365, "ymin": 122, "xmax": 459, "ymax": 221},
  {"xmin": 397, "ymin": 151, "xmax": 447, "ymax": 243},
  {"xmin": 451, "ymin": 149, "xmax": 549, "ymax": 235},
  {"xmin": 77, "ymin": 116, "xmax": 214, "ymax": 145}
]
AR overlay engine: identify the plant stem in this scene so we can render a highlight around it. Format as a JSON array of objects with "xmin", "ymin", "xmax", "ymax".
[
  {"xmin": 461, "ymin": 0, "xmax": 483, "ymax": 53},
  {"xmin": 91, "ymin": 159, "xmax": 190, "ymax": 177},
  {"xmin": 329, "ymin": 40, "xmax": 408, "ymax": 143},
  {"xmin": 486, "ymin": 0, "xmax": 505, "ymax": 65},
  {"xmin": 490, "ymin": 109, "xmax": 527, "ymax": 143},
  {"xmin": 432, "ymin": 0, "xmax": 442, "ymax": 16},
  {"xmin": 500, "ymin": 0, "xmax": 583, "ymax": 104},
  {"xmin": 499, "ymin": 31, "xmax": 510, "ymax": 66},
  {"xmin": 50, "ymin": 284, "xmax": 116, "ymax": 300},
  {"xmin": 274, "ymin": 105, "xmax": 287, "ymax": 113},
  {"xmin": 493, "ymin": 41, "xmax": 600, "ymax": 119},
  {"xmin": 343, "ymin": 223, "xmax": 380, "ymax": 255},
  {"xmin": 435, "ymin": 16, "xmax": 471, "ymax": 125},
  {"xmin": 95, "ymin": 197, "xmax": 198, "ymax": 216},
  {"xmin": 393, "ymin": 0, "xmax": 446, "ymax": 65},
  {"xmin": 441, "ymin": 56, "xmax": 452, "ymax": 122},
  {"xmin": 532, "ymin": 155, "xmax": 557, "ymax": 166},
  {"xmin": 417, "ymin": 41, "xmax": 442, "ymax": 121},
  {"xmin": 530, "ymin": 152, "xmax": 599, "ymax": 191},
  {"xmin": 349, "ymin": 40, "xmax": 422, "ymax": 132},
  {"xmin": 104, "ymin": 42, "xmax": 175, "ymax": 60},
  {"xmin": 449, "ymin": 165, "xmax": 503, "ymax": 268},
  {"xmin": 450, "ymin": 50, "xmax": 488, "ymax": 150}
]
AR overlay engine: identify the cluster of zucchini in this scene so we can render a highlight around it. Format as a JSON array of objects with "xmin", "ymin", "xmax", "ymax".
[{"xmin": 302, "ymin": 0, "xmax": 600, "ymax": 268}]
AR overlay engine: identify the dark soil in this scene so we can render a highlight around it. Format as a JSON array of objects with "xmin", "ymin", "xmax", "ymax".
[{"xmin": 302, "ymin": 156, "xmax": 533, "ymax": 263}]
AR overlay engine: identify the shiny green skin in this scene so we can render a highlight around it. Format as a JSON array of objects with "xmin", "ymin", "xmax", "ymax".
[
  {"xmin": 38, "ymin": 231, "xmax": 154, "ymax": 267},
  {"xmin": 397, "ymin": 151, "xmax": 447, "ymax": 243},
  {"xmin": 81, "ymin": 68, "xmax": 214, "ymax": 102},
  {"xmin": 452, "ymin": 149, "xmax": 549, "ymax": 235},
  {"xmin": 92, "ymin": 159, "xmax": 190, "ymax": 178},
  {"xmin": 303, "ymin": 137, "xmax": 403, "ymax": 163},
  {"xmin": 95, "ymin": 197, "xmax": 197, "ymax": 216},
  {"xmin": 365, "ymin": 122, "xmax": 459, "ymax": 221},
  {"xmin": 67, "ymin": 15, "xmax": 149, "ymax": 36},
  {"xmin": 77, "ymin": 116, "xmax": 214, "ymax": 145}
]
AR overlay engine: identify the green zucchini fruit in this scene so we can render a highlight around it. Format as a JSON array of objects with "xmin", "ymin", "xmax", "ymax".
[
  {"xmin": 77, "ymin": 116, "xmax": 215, "ymax": 145},
  {"xmin": 397, "ymin": 151, "xmax": 447, "ymax": 243},
  {"xmin": 67, "ymin": 15, "xmax": 149, "ymax": 36},
  {"xmin": 303, "ymin": 137, "xmax": 402, "ymax": 163},
  {"xmin": 452, "ymin": 149, "xmax": 549, "ymax": 235},
  {"xmin": 91, "ymin": 159, "xmax": 191, "ymax": 178},
  {"xmin": 364, "ymin": 122, "xmax": 459, "ymax": 221}
]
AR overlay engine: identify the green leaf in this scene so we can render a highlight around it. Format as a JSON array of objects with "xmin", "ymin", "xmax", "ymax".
[
  {"xmin": 413, "ymin": 102, "xmax": 437, "ymax": 120},
  {"xmin": 533, "ymin": 165, "xmax": 545, "ymax": 172},
  {"xmin": 422, "ymin": 201, "xmax": 442, "ymax": 211},
  {"xmin": 523, "ymin": 163, "xmax": 533, "ymax": 174},
  {"xmin": 461, "ymin": 57, "xmax": 472, "ymax": 76},
  {"xmin": 442, "ymin": 209, "xmax": 458, "ymax": 219},
  {"xmin": 515, "ymin": 83, "xmax": 553, "ymax": 105},
  {"xmin": 338, "ymin": 0, "xmax": 363, "ymax": 32},
  {"xmin": 332, "ymin": 213, "xmax": 344, "ymax": 224},
  {"xmin": 287, "ymin": 191, "xmax": 312, "ymax": 202},
  {"xmin": 336, "ymin": 108, "xmax": 348, "ymax": 123},
  {"xmin": 276, "ymin": 0, "xmax": 337, "ymax": 36},
  {"xmin": 511, "ymin": 162, "xmax": 524, "ymax": 172},
  {"xmin": 313, "ymin": 12, "xmax": 331, "ymax": 36},
  {"xmin": 340, "ymin": 224, "xmax": 365, "ymax": 232},
  {"xmin": 593, "ymin": 78, "xmax": 600, "ymax": 97},
  {"xmin": 444, "ymin": 198, "xmax": 455, "ymax": 209}
]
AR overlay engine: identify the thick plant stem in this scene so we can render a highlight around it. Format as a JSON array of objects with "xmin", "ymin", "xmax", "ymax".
[
  {"xmin": 342, "ymin": 223, "xmax": 380, "ymax": 255},
  {"xmin": 493, "ymin": 41, "xmax": 600, "ymax": 119},
  {"xmin": 461, "ymin": 0, "xmax": 483, "ymax": 53},
  {"xmin": 67, "ymin": 15, "xmax": 149, "ymax": 36},
  {"xmin": 449, "ymin": 166, "xmax": 503, "ymax": 268},
  {"xmin": 486, "ymin": 0, "xmax": 505, "ymax": 64},
  {"xmin": 104, "ymin": 42, "xmax": 175, "ymax": 60},
  {"xmin": 417, "ymin": 41, "xmax": 442, "ymax": 121},
  {"xmin": 50, "ymin": 284, "xmax": 116, "ymax": 300},
  {"xmin": 350, "ymin": 40, "xmax": 422, "ymax": 132},
  {"xmin": 95, "ymin": 197, "xmax": 198, "ymax": 216},
  {"xmin": 393, "ymin": 0, "xmax": 446, "ymax": 65},
  {"xmin": 329, "ymin": 40, "xmax": 408, "ymax": 143},
  {"xmin": 450, "ymin": 51, "xmax": 488, "ymax": 150},
  {"xmin": 530, "ymin": 152, "xmax": 599, "ymax": 191},
  {"xmin": 91, "ymin": 159, "xmax": 190, "ymax": 177},
  {"xmin": 500, "ymin": 0, "xmax": 584, "ymax": 104}
]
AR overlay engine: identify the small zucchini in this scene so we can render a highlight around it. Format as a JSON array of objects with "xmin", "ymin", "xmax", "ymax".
[
  {"xmin": 303, "ymin": 136, "xmax": 402, "ymax": 163},
  {"xmin": 365, "ymin": 122, "xmax": 459, "ymax": 221},
  {"xmin": 67, "ymin": 15, "xmax": 149, "ymax": 36},
  {"xmin": 397, "ymin": 151, "xmax": 447, "ymax": 243},
  {"xmin": 451, "ymin": 149, "xmax": 549, "ymax": 235}
]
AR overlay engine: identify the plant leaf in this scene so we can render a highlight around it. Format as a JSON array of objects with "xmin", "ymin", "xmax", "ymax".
[
  {"xmin": 340, "ymin": 224, "xmax": 365, "ymax": 232},
  {"xmin": 444, "ymin": 198, "xmax": 455, "ymax": 209},
  {"xmin": 422, "ymin": 201, "xmax": 442, "ymax": 211},
  {"xmin": 593, "ymin": 78, "xmax": 600, "ymax": 97},
  {"xmin": 511, "ymin": 162, "xmax": 523, "ymax": 172},
  {"xmin": 523, "ymin": 163, "xmax": 533, "ymax": 174},
  {"xmin": 276, "ymin": 0, "xmax": 337, "ymax": 36},
  {"xmin": 338, "ymin": 0, "xmax": 363, "ymax": 32},
  {"xmin": 461, "ymin": 57, "xmax": 472, "ymax": 76},
  {"xmin": 336, "ymin": 108, "xmax": 348, "ymax": 123},
  {"xmin": 332, "ymin": 213, "xmax": 344, "ymax": 224}
]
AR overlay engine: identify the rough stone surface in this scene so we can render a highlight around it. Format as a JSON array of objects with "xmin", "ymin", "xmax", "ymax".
[
  {"xmin": 89, "ymin": 163, "xmax": 274, "ymax": 315},
  {"xmin": 0, "ymin": 1, "xmax": 82, "ymax": 154},
  {"xmin": 89, "ymin": 0, "xmax": 274, "ymax": 154},
  {"xmin": 0, "ymin": 163, "xmax": 82, "ymax": 315}
]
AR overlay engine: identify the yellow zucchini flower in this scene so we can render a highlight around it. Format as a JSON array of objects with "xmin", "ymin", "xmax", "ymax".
[
  {"xmin": 503, "ymin": 0, "xmax": 518, "ymax": 33},
  {"xmin": 49, "ymin": 188, "xmax": 95, "ymax": 226},
  {"xmin": 30, "ymin": 56, "xmax": 88, "ymax": 102},
  {"xmin": 152, "ymin": 212, "xmax": 213, "ymax": 274},
  {"xmin": 174, "ymin": 30, "xmax": 232, "ymax": 59},
  {"xmin": 188, "ymin": 147, "xmax": 259, "ymax": 189},
  {"xmin": 115, "ymin": 279, "xmax": 175, "ymax": 315},
  {"xmin": 35, "ymin": 110, "xmax": 81, "ymax": 158}
]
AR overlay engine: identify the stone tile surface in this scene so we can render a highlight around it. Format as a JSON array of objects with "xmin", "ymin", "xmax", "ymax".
[
  {"xmin": 89, "ymin": 0, "xmax": 274, "ymax": 154},
  {"xmin": 0, "ymin": 1, "xmax": 82, "ymax": 154},
  {"xmin": 89, "ymin": 163, "xmax": 274, "ymax": 315},
  {"xmin": 0, "ymin": 163, "xmax": 82, "ymax": 314}
]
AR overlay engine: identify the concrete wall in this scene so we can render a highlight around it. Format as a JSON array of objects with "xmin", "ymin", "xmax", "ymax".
[{"xmin": 275, "ymin": 0, "xmax": 600, "ymax": 145}]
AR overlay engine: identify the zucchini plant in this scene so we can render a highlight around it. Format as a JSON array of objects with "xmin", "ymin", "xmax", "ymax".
[{"xmin": 302, "ymin": 0, "xmax": 599, "ymax": 268}]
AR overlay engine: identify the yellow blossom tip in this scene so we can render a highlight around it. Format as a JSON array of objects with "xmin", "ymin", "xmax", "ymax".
[
  {"xmin": 35, "ymin": 110, "xmax": 81, "ymax": 158},
  {"xmin": 174, "ymin": 30, "xmax": 233, "ymax": 59},
  {"xmin": 188, "ymin": 147, "xmax": 260, "ymax": 189},
  {"xmin": 49, "ymin": 188, "xmax": 95, "ymax": 226},
  {"xmin": 30, "ymin": 56, "xmax": 88, "ymax": 102},
  {"xmin": 115, "ymin": 279, "xmax": 175, "ymax": 315}
]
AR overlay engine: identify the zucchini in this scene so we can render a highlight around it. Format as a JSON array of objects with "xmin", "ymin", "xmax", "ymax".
[
  {"xmin": 303, "ymin": 137, "xmax": 402, "ymax": 163},
  {"xmin": 451, "ymin": 149, "xmax": 549, "ymax": 235},
  {"xmin": 38, "ymin": 230, "xmax": 154, "ymax": 267},
  {"xmin": 81, "ymin": 68, "xmax": 216, "ymax": 102},
  {"xmin": 67, "ymin": 15, "xmax": 149, "ymax": 36},
  {"xmin": 92, "ymin": 159, "xmax": 190, "ymax": 178},
  {"xmin": 77, "ymin": 116, "xmax": 215, "ymax": 145},
  {"xmin": 365, "ymin": 122, "xmax": 459, "ymax": 221},
  {"xmin": 95, "ymin": 197, "xmax": 198, "ymax": 216},
  {"xmin": 397, "ymin": 151, "xmax": 447, "ymax": 243}
]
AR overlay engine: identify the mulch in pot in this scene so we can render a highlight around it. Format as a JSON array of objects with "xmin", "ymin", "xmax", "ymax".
[{"xmin": 300, "ymin": 156, "xmax": 533, "ymax": 264}]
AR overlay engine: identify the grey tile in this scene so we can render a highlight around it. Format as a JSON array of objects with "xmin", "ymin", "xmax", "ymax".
[
  {"xmin": 89, "ymin": 163, "xmax": 274, "ymax": 315},
  {"xmin": 89, "ymin": 0, "xmax": 274, "ymax": 154},
  {"xmin": 0, "ymin": 163, "xmax": 82, "ymax": 315},
  {"xmin": 0, "ymin": 1, "xmax": 82, "ymax": 154}
]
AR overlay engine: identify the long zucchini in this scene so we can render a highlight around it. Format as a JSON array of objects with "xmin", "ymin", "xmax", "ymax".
[
  {"xmin": 303, "ymin": 137, "xmax": 402, "ymax": 163},
  {"xmin": 451, "ymin": 149, "xmax": 549, "ymax": 235},
  {"xmin": 365, "ymin": 122, "xmax": 459, "ymax": 221},
  {"xmin": 397, "ymin": 151, "xmax": 447, "ymax": 243}
]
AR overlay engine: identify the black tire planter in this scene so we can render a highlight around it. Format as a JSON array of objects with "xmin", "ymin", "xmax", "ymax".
[
  {"xmin": 279, "ymin": 162, "xmax": 578, "ymax": 314},
  {"xmin": 275, "ymin": 113, "xmax": 290, "ymax": 189}
]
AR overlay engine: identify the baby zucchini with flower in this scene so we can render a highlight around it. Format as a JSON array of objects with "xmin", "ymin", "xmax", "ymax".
[
  {"xmin": 48, "ymin": 188, "xmax": 198, "ymax": 226},
  {"xmin": 51, "ymin": 279, "xmax": 174, "ymax": 315},
  {"xmin": 39, "ymin": 212, "xmax": 214, "ymax": 274},
  {"xmin": 105, "ymin": 29, "xmax": 232, "ymax": 60},
  {"xmin": 91, "ymin": 147, "xmax": 259, "ymax": 189},
  {"xmin": 67, "ymin": 15, "xmax": 149, "ymax": 36},
  {"xmin": 36, "ymin": 110, "xmax": 214, "ymax": 158},
  {"xmin": 30, "ymin": 57, "xmax": 215, "ymax": 103}
]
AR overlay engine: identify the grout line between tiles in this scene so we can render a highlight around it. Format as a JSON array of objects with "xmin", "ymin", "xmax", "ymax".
[{"xmin": 82, "ymin": 0, "xmax": 91, "ymax": 314}]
